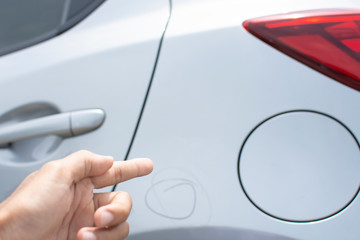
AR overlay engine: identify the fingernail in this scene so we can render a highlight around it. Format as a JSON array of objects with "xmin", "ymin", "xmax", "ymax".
[
  {"xmin": 82, "ymin": 231, "xmax": 96, "ymax": 240},
  {"xmin": 101, "ymin": 211, "xmax": 114, "ymax": 226}
]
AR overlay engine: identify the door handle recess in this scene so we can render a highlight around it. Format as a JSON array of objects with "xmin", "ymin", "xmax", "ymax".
[{"xmin": 0, "ymin": 109, "xmax": 105, "ymax": 146}]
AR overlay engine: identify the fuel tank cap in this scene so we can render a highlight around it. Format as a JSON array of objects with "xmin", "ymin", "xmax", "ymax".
[{"xmin": 239, "ymin": 110, "xmax": 360, "ymax": 222}]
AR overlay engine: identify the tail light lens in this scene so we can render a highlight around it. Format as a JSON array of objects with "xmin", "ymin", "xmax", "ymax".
[{"xmin": 243, "ymin": 9, "xmax": 360, "ymax": 91}]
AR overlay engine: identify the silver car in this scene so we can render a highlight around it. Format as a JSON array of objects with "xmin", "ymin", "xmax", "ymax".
[{"xmin": 0, "ymin": 0, "xmax": 359, "ymax": 239}]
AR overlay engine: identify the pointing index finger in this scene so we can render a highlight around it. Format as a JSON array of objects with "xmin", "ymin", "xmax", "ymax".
[
  {"xmin": 41, "ymin": 150, "xmax": 114, "ymax": 185},
  {"xmin": 91, "ymin": 158, "xmax": 153, "ymax": 189}
]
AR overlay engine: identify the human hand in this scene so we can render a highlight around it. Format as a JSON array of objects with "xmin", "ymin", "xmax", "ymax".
[{"xmin": 0, "ymin": 150, "xmax": 153, "ymax": 240}]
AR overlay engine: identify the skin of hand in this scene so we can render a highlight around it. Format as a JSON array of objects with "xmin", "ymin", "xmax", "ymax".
[{"xmin": 0, "ymin": 150, "xmax": 153, "ymax": 240}]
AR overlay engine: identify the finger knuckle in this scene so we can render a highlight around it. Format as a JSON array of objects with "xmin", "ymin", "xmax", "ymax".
[
  {"xmin": 42, "ymin": 160, "xmax": 61, "ymax": 172},
  {"xmin": 118, "ymin": 204, "xmax": 131, "ymax": 218},
  {"xmin": 122, "ymin": 222, "xmax": 130, "ymax": 239},
  {"xmin": 76, "ymin": 149, "xmax": 92, "ymax": 157},
  {"xmin": 41, "ymin": 160, "xmax": 66, "ymax": 178},
  {"xmin": 121, "ymin": 191, "xmax": 132, "ymax": 202},
  {"xmin": 114, "ymin": 166, "xmax": 124, "ymax": 183},
  {"xmin": 119, "ymin": 191, "xmax": 132, "ymax": 212}
]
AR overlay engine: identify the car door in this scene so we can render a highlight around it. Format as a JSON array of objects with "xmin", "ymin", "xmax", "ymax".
[{"xmin": 0, "ymin": 0, "xmax": 170, "ymax": 201}]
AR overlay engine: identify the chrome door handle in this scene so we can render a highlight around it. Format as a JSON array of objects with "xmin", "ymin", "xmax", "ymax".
[{"xmin": 0, "ymin": 109, "xmax": 105, "ymax": 146}]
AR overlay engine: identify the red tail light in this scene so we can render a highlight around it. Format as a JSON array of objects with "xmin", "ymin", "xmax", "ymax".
[{"xmin": 243, "ymin": 9, "xmax": 360, "ymax": 91}]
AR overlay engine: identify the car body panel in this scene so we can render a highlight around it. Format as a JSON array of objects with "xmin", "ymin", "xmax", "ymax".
[
  {"xmin": 0, "ymin": 0, "xmax": 170, "ymax": 200},
  {"xmin": 117, "ymin": 0, "xmax": 360, "ymax": 239}
]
